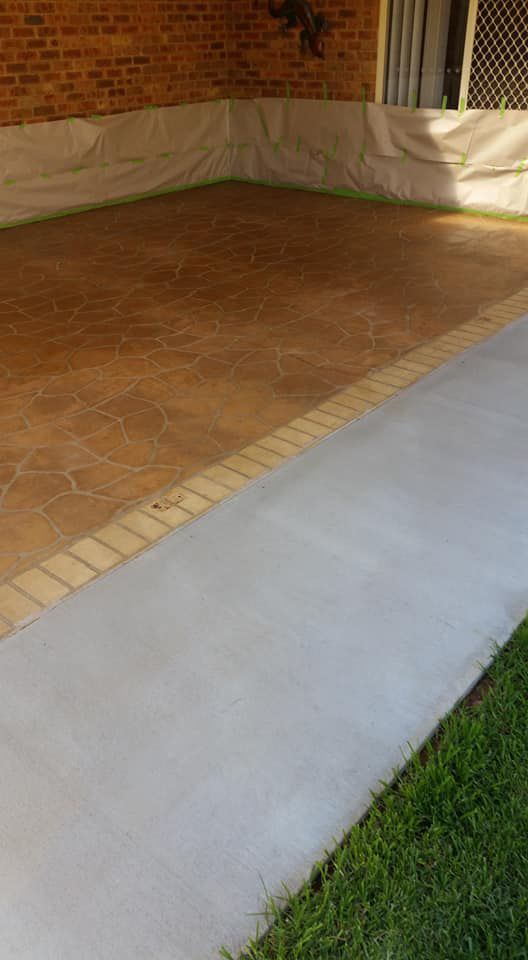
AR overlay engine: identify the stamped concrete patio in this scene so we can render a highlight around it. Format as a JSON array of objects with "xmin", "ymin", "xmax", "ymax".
[
  {"xmin": 1, "ymin": 315, "xmax": 527, "ymax": 959},
  {"xmin": 1, "ymin": 181, "xmax": 528, "ymax": 583}
]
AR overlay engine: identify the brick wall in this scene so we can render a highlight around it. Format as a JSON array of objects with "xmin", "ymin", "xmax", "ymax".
[
  {"xmin": 227, "ymin": 0, "xmax": 380, "ymax": 102},
  {"xmin": 0, "ymin": 1, "xmax": 228, "ymax": 126},
  {"xmin": 0, "ymin": 1, "xmax": 379, "ymax": 127}
]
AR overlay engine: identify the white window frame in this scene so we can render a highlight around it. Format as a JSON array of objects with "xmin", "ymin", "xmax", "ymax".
[
  {"xmin": 375, "ymin": 0, "xmax": 480, "ymax": 107},
  {"xmin": 458, "ymin": 0, "xmax": 479, "ymax": 106},
  {"xmin": 375, "ymin": 0, "xmax": 392, "ymax": 103}
]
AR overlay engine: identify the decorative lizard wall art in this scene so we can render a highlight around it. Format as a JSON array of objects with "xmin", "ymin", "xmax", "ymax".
[{"xmin": 268, "ymin": 0, "xmax": 328, "ymax": 59}]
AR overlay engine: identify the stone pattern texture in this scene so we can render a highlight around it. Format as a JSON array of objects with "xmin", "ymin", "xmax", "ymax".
[{"xmin": 1, "ymin": 181, "xmax": 528, "ymax": 583}]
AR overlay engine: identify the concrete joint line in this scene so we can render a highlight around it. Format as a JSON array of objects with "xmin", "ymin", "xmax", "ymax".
[{"xmin": 0, "ymin": 294, "xmax": 523, "ymax": 639}]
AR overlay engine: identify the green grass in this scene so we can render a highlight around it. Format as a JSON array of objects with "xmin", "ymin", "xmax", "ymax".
[{"xmin": 224, "ymin": 620, "xmax": 528, "ymax": 960}]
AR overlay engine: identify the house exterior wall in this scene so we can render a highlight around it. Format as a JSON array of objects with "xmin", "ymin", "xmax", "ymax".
[
  {"xmin": 0, "ymin": 1, "xmax": 380, "ymax": 127},
  {"xmin": 227, "ymin": 0, "xmax": 380, "ymax": 102},
  {"xmin": 1, "ymin": 0, "xmax": 525, "ymax": 128},
  {"xmin": 0, "ymin": 1, "xmax": 228, "ymax": 126}
]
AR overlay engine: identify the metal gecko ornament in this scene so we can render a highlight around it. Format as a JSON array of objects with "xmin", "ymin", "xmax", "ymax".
[{"xmin": 268, "ymin": 0, "xmax": 328, "ymax": 59}]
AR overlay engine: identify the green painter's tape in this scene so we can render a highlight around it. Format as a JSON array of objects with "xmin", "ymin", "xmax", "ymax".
[
  {"xmin": 0, "ymin": 177, "xmax": 232, "ymax": 230},
  {"xmin": 460, "ymin": 153, "xmax": 467, "ymax": 166},
  {"xmin": 4, "ymin": 179, "xmax": 16, "ymax": 186},
  {"xmin": 100, "ymin": 162, "xmax": 111, "ymax": 168},
  {"xmin": 199, "ymin": 146, "xmax": 214, "ymax": 153},
  {"xmin": 40, "ymin": 173, "xmax": 51, "ymax": 179},
  {"xmin": 71, "ymin": 166, "xmax": 87, "ymax": 174},
  {"xmin": 237, "ymin": 143, "xmax": 249, "ymax": 151},
  {"xmin": 500, "ymin": 96, "xmax": 507, "ymax": 117},
  {"xmin": 14, "ymin": 97, "xmax": 228, "ymax": 128},
  {"xmin": 410, "ymin": 90, "xmax": 417, "ymax": 112},
  {"xmin": 286, "ymin": 81, "xmax": 291, "ymax": 100},
  {"xmin": 229, "ymin": 98, "xmax": 235, "ymax": 113},
  {"xmin": 329, "ymin": 134, "xmax": 339, "ymax": 159},
  {"xmin": 129, "ymin": 158, "xmax": 145, "ymax": 164},
  {"xmin": 322, "ymin": 159, "xmax": 329, "ymax": 185},
  {"xmin": 2, "ymin": 174, "xmax": 527, "ymax": 232},
  {"xmin": 400, "ymin": 149, "xmax": 408, "ymax": 164},
  {"xmin": 458, "ymin": 97, "xmax": 466, "ymax": 115},
  {"xmin": 441, "ymin": 95, "xmax": 448, "ymax": 115},
  {"xmin": 158, "ymin": 152, "xmax": 173, "ymax": 158},
  {"xmin": 273, "ymin": 138, "xmax": 282, "ymax": 154},
  {"xmin": 515, "ymin": 160, "xmax": 526, "ymax": 177},
  {"xmin": 256, "ymin": 105, "xmax": 270, "ymax": 141},
  {"xmin": 296, "ymin": 136, "xmax": 302, "ymax": 153},
  {"xmin": 361, "ymin": 86, "xmax": 366, "ymax": 115},
  {"xmin": 359, "ymin": 142, "xmax": 366, "ymax": 164},
  {"xmin": 144, "ymin": 105, "xmax": 159, "ymax": 110},
  {"xmin": 323, "ymin": 82, "xmax": 328, "ymax": 102},
  {"xmin": 230, "ymin": 176, "xmax": 528, "ymax": 222}
]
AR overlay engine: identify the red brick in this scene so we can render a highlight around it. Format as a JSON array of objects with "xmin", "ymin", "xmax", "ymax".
[{"xmin": 0, "ymin": 0, "xmax": 379, "ymax": 125}]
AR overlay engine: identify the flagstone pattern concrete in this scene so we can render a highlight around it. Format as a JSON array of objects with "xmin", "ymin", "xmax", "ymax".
[{"xmin": 1, "ymin": 182, "xmax": 528, "ymax": 585}]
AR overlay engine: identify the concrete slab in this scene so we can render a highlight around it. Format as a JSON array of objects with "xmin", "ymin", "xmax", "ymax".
[
  {"xmin": 1, "ymin": 318, "xmax": 528, "ymax": 960},
  {"xmin": 5, "ymin": 181, "xmax": 527, "ymax": 585}
]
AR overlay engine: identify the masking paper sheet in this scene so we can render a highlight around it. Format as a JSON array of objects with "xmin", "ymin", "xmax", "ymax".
[
  {"xmin": 0, "ymin": 100, "xmax": 230, "ymax": 226},
  {"xmin": 230, "ymin": 98, "xmax": 528, "ymax": 217},
  {"xmin": 1, "ymin": 96, "xmax": 527, "ymax": 225}
]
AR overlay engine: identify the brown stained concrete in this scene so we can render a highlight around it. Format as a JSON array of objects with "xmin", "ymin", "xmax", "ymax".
[{"xmin": 1, "ymin": 181, "xmax": 527, "ymax": 582}]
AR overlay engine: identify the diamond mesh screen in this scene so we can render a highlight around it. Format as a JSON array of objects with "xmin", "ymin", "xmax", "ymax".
[{"xmin": 467, "ymin": 0, "xmax": 528, "ymax": 110}]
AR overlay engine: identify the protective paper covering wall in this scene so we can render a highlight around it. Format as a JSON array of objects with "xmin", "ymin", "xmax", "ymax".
[
  {"xmin": 0, "ymin": 100, "xmax": 230, "ymax": 227},
  {"xmin": 1, "ymin": 97, "xmax": 527, "ymax": 226},
  {"xmin": 230, "ymin": 99, "xmax": 528, "ymax": 217}
]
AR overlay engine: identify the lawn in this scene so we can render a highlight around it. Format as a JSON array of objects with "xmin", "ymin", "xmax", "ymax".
[{"xmin": 224, "ymin": 619, "xmax": 528, "ymax": 960}]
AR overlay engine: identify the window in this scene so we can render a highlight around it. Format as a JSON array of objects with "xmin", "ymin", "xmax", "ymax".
[
  {"xmin": 378, "ymin": 0, "xmax": 471, "ymax": 108},
  {"xmin": 467, "ymin": 0, "xmax": 528, "ymax": 109}
]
